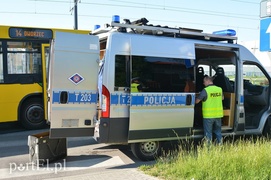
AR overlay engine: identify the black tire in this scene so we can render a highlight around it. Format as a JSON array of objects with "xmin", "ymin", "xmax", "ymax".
[
  {"xmin": 130, "ymin": 141, "xmax": 161, "ymax": 161},
  {"xmin": 20, "ymin": 98, "xmax": 46, "ymax": 129},
  {"xmin": 263, "ymin": 118, "xmax": 271, "ymax": 138}
]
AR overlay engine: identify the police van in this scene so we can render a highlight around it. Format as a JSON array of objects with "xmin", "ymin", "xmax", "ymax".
[{"xmin": 47, "ymin": 16, "xmax": 271, "ymax": 161}]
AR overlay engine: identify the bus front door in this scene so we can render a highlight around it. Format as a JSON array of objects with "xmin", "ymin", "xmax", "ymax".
[
  {"xmin": 48, "ymin": 32, "xmax": 99, "ymax": 138},
  {"xmin": 41, "ymin": 44, "xmax": 49, "ymax": 120}
]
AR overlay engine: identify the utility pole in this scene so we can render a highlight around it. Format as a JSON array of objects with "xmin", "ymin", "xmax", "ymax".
[{"xmin": 74, "ymin": 0, "xmax": 78, "ymax": 30}]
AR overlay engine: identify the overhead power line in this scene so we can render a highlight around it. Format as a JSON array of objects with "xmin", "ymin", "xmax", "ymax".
[
  {"xmin": 229, "ymin": 0, "xmax": 258, "ymax": 4},
  {"xmin": 81, "ymin": 1, "xmax": 259, "ymax": 21},
  {"xmin": 109, "ymin": 0, "xmax": 258, "ymax": 18},
  {"xmin": 0, "ymin": 11, "xmax": 258, "ymax": 31},
  {"xmin": 29, "ymin": 0, "xmax": 259, "ymax": 21},
  {"xmin": 4, "ymin": 0, "xmax": 259, "ymax": 32}
]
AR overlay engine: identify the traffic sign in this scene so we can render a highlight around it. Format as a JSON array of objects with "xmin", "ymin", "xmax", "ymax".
[{"xmin": 260, "ymin": 17, "xmax": 271, "ymax": 51}]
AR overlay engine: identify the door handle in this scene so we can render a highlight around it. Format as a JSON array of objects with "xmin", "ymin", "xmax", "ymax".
[
  {"xmin": 186, "ymin": 94, "xmax": 192, "ymax": 105},
  {"xmin": 60, "ymin": 91, "xmax": 68, "ymax": 104}
]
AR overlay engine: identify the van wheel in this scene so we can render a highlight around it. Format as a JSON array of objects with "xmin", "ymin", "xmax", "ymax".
[
  {"xmin": 263, "ymin": 118, "xmax": 271, "ymax": 138},
  {"xmin": 20, "ymin": 98, "xmax": 46, "ymax": 129},
  {"xmin": 131, "ymin": 141, "xmax": 161, "ymax": 161}
]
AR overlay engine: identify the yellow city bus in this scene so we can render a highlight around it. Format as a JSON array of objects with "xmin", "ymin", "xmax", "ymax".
[{"xmin": 0, "ymin": 25, "xmax": 90, "ymax": 129}]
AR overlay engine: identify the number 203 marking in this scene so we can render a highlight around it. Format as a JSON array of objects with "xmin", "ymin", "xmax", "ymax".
[
  {"xmin": 75, "ymin": 93, "xmax": 92, "ymax": 102},
  {"xmin": 80, "ymin": 93, "xmax": 91, "ymax": 101}
]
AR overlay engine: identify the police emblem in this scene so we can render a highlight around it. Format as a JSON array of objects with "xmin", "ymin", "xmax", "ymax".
[{"xmin": 69, "ymin": 73, "xmax": 84, "ymax": 85}]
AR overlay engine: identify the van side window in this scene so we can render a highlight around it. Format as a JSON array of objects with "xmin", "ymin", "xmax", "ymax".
[
  {"xmin": 243, "ymin": 64, "xmax": 269, "ymax": 87},
  {"xmin": 131, "ymin": 55, "xmax": 194, "ymax": 93},
  {"xmin": 243, "ymin": 64, "xmax": 269, "ymax": 106},
  {"xmin": 243, "ymin": 64, "xmax": 269, "ymax": 128},
  {"xmin": 115, "ymin": 55, "xmax": 130, "ymax": 88},
  {"xmin": 100, "ymin": 41, "xmax": 106, "ymax": 60}
]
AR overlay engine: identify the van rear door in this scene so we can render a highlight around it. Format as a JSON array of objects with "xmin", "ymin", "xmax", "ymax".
[{"xmin": 48, "ymin": 32, "xmax": 99, "ymax": 138}]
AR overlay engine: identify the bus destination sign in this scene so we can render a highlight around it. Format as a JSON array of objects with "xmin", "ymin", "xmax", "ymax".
[{"xmin": 9, "ymin": 27, "xmax": 53, "ymax": 39}]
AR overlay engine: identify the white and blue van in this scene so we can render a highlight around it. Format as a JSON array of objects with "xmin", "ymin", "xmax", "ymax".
[{"xmin": 47, "ymin": 16, "xmax": 271, "ymax": 161}]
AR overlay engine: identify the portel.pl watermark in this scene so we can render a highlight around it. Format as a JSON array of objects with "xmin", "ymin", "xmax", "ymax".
[{"xmin": 9, "ymin": 159, "xmax": 66, "ymax": 174}]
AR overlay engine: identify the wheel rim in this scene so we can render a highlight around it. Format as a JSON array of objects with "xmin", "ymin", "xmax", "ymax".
[
  {"xmin": 139, "ymin": 141, "xmax": 159, "ymax": 156},
  {"xmin": 26, "ymin": 105, "xmax": 44, "ymax": 123}
]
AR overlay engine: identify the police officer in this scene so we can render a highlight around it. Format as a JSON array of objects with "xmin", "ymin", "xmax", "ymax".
[
  {"xmin": 131, "ymin": 78, "xmax": 143, "ymax": 93},
  {"xmin": 195, "ymin": 75, "xmax": 224, "ymax": 144}
]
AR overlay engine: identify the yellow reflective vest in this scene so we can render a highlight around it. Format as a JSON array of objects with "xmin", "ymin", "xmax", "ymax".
[
  {"xmin": 202, "ymin": 85, "xmax": 223, "ymax": 118},
  {"xmin": 131, "ymin": 83, "xmax": 140, "ymax": 92}
]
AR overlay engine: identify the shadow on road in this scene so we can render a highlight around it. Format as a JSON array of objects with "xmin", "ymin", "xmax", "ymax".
[
  {"xmin": 0, "ymin": 122, "xmax": 49, "ymax": 135},
  {"xmin": 0, "ymin": 122, "xmax": 25, "ymax": 134},
  {"xmin": 0, "ymin": 124, "xmax": 49, "ymax": 158}
]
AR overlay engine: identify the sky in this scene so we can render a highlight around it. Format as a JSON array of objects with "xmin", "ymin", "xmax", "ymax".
[{"xmin": 0, "ymin": 0, "xmax": 260, "ymax": 42}]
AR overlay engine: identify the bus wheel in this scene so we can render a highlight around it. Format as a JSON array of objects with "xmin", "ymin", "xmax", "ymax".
[
  {"xmin": 20, "ymin": 98, "xmax": 46, "ymax": 130},
  {"xmin": 131, "ymin": 141, "xmax": 161, "ymax": 161}
]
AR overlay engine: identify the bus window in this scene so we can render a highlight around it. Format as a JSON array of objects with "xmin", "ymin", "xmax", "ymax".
[{"xmin": 7, "ymin": 41, "xmax": 41, "ymax": 75}]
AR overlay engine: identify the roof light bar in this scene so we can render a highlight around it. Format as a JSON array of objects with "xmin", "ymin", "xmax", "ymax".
[
  {"xmin": 112, "ymin": 15, "xmax": 120, "ymax": 23},
  {"xmin": 92, "ymin": 15, "xmax": 237, "ymax": 42},
  {"xmin": 94, "ymin": 25, "xmax": 101, "ymax": 31},
  {"xmin": 212, "ymin": 29, "xmax": 236, "ymax": 36}
]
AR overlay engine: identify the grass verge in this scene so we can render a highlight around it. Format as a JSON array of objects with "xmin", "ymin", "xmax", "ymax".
[{"xmin": 140, "ymin": 137, "xmax": 271, "ymax": 180}]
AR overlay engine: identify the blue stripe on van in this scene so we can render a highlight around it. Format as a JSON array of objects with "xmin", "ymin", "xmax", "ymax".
[
  {"xmin": 52, "ymin": 91, "xmax": 60, "ymax": 103},
  {"xmin": 111, "ymin": 94, "xmax": 119, "ymax": 105},
  {"xmin": 119, "ymin": 94, "xmax": 130, "ymax": 105},
  {"xmin": 109, "ymin": 93, "xmax": 192, "ymax": 106},
  {"xmin": 110, "ymin": 93, "xmax": 130, "ymax": 105},
  {"xmin": 240, "ymin": 95, "xmax": 244, "ymax": 104},
  {"xmin": 131, "ymin": 94, "xmax": 188, "ymax": 106},
  {"xmin": 52, "ymin": 91, "xmax": 97, "ymax": 104}
]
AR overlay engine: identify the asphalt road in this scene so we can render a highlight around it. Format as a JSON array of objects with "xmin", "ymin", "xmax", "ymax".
[{"xmin": 0, "ymin": 123, "xmax": 159, "ymax": 180}]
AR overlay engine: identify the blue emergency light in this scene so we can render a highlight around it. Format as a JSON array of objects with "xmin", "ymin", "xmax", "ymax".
[
  {"xmin": 112, "ymin": 15, "xmax": 120, "ymax": 23},
  {"xmin": 94, "ymin": 25, "xmax": 101, "ymax": 30},
  {"xmin": 212, "ymin": 29, "xmax": 236, "ymax": 36}
]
